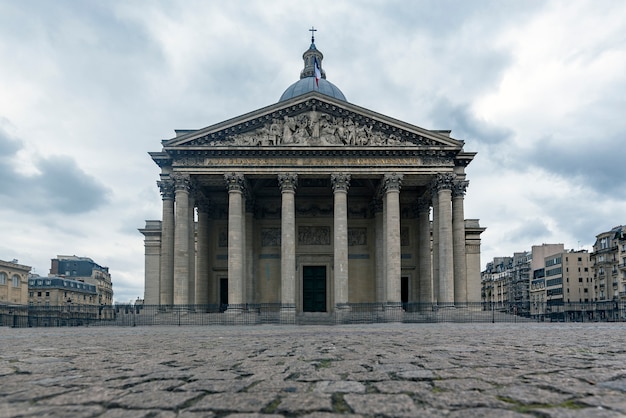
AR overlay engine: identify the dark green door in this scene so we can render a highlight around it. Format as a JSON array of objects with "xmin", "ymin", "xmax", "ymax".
[
  {"xmin": 219, "ymin": 278, "xmax": 228, "ymax": 312},
  {"xmin": 303, "ymin": 266, "xmax": 326, "ymax": 312}
]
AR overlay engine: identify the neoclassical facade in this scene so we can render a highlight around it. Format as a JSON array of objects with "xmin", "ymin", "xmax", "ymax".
[{"xmin": 140, "ymin": 37, "xmax": 485, "ymax": 318}]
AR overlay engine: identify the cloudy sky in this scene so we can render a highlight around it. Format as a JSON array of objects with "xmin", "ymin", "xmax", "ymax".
[{"xmin": 1, "ymin": 1, "xmax": 625, "ymax": 303}]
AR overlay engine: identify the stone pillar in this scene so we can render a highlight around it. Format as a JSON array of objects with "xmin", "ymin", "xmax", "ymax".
[
  {"xmin": 453, "ymin": 180, "xmax": 469, "ymax": 306},
  {"xmin": 196, "ymin": 197, "xmax": 211, "ymax": 306},
  {"xmin": 431, "ymin": 186, "xmax": 440, "ymax": 304},
  {"xmin": 417, "ymin": 195, "xmax": 433, "ymax": 307},
  {"xmin": 278, "ymin": 173, "xmax": 297, "ymax": 316},
  {"xmin": 139, "ymin": 220, "xmax": 162, "ymax": 305},
  {"xmin": 173, "ymin": 174, "xmax": 190, "ymax": 306},
  {"xmin": 245, "ymin": 196, "xmax": 255, "ymax": 304},
  {"xmin": 383, "ymin": 173, "xmax": 403, "ymax": 314},
  {"xmin": 158, "ymin": 179, "xmax": 175, "ymax": 306},
  {"xmin": 225, "ymin": 173, "xmax": 245, "ymax": 311},
  {"xmin": 434, "ymin": 173, "xmax": 455, "ymax": 307},
  {"xmin": 371, "ymin": 199, "xmax": 385, "ymax": 304},
  {"xmin": 187, "ymin": 189, "xmax": 196, "ymax": 306},
  {"xmin": 331, "ymin": 173, "xmax": 350, "ymax": 310}
]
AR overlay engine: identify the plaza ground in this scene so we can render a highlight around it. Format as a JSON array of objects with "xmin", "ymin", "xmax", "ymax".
[{"xmin": 1, "ymin": 323, "xmax": 626, "ymax": 417}]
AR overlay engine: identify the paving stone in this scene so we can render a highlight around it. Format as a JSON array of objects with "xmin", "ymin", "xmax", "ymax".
[
  {"xmin": 114, "ymin": 390, "xmax": 202, "ymax": 410},
  {"xmin": 314, "ymin": 380, "xmax": 366, "ymax": 393},
  {"xmin": 344, "ymin": 393, "xmax": 419, "ymax": 417},
  {"xmin": 189, "ymin": 393, "xmax": 273, "ymax": 412},
  {"xmin": 446, "ymin": 407, "xmax": 532, "ymax": 417},
  {"xmin": 277, "ymin": 393, "xmax": 333, "ymax": 413}
]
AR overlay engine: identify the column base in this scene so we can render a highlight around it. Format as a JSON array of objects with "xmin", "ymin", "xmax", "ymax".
[
  {"xmin": 384, "ymin": 302, "xmax": 403, "ymax": 323},
  {"xmin": 334, "ymin": 303, "xmax": 352, "ymax": 324},
  {"xmin": 280, "ymin": 304, "xmax": 296, "ymax": 324}
]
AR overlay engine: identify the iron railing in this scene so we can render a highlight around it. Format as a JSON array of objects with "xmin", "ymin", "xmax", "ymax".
[{"xmin": 2, "ymin": 301, "xmax": 626, "ymax": 327}]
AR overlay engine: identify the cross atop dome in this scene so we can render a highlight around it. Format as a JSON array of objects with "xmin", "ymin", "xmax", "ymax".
[
  {"xmin": 309, "ymin": 26, "xmax": 317, "ymax": 44},
  {"xmin": 278, "ymin": 29, "xmax": 347, "ymax": 102}
]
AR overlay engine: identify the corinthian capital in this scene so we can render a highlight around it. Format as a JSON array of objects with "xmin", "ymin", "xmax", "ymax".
[
  {"xmin": 157, "ymin": 179, "xmax": 174, "ymax": 200},
  {"xmin": 431, "ymin": 173, "xmax": 455, "ymax": 193},
  {"xmin": 452, "ymin": 180, "xmax": 469, "ymax": 198},
  {"xmin": 224, "ymin": 173, "xmax": 245, "ymax": 192},
  {"xmin": 383, "ymin": 172, "xmax": 403, "ymax": 192},
  {"xmin": 172, "ymin": 173, "xmax": 191, "ymax": 192},
  {"xmin": 331, "ymin": 173, "xmax": 351, "ymax": 192},
  {"xmin": 278, "ymin": 173, "xmax": 298, "ymax": 192}
]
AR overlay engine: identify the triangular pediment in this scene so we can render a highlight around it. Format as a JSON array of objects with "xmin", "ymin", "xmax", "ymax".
[{"xmin": 162, "ymin": 92, "xmax": 464, "ymax": 150}]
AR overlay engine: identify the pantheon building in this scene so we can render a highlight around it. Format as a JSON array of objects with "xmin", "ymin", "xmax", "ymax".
[{"xmin": 140, "ymin": 35, "xmax": 485, "ymax": 321}]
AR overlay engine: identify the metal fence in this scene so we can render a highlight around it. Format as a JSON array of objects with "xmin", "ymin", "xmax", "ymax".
[{"xmin": 3, "ymin": 301, "xmax": 626, "ymax": 327}]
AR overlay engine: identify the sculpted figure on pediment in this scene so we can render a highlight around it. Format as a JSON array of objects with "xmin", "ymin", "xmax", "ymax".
[{"xmin": 210, "ymin": 110, "xmax": 434, "ymax": 147}]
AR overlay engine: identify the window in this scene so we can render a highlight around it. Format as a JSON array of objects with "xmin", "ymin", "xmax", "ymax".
[
  {"xmin": 29, "ymin": 291, "xmax": 33, "ymax": 297},
  {"xmin": 37, "ymin": 291, "xmax": 42, "ymax": 297},
  {"xmin": 600, "ymin": 237, "xmax": 609, "ymax": 249},
  {"xmin": 0, "ymin": 272, "xmax": 6, "ymax": 285},
  {"xmin": 579, "ymin": 277, "xmax": 583, "ymax": 283},
  {"xmin": 45, "ymin": 291, "xmax": 50, "ymax": 297},
  {"xmin": 12, "ymin": 275, "xmax": 20, "ymax": 287}
]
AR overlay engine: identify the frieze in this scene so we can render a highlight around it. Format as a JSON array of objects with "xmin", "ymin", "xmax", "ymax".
[
  {"xmin": 172, "ymin": 156, "xmax": 454, "ymax": 168},
  {"xmin": 298, "ymin": 226, "xmax": 331, "ymax": 245},
  {"xmin": 186, "ymin": 110, "xmax": 440, "ymax": 148},
  {"xmin": 348, "ymin": 228, "xmax": 367, "ymax": 246}
]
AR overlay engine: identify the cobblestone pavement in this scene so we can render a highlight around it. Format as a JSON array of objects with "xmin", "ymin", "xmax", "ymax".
[{"xmin": 2, "ymin": 323, "xmax": 626, "ymax": 417}]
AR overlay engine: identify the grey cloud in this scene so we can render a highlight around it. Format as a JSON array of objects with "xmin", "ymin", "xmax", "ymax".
[
  {"xmin": 520, "ymin": 133, "xmax": 625, "ymax": 196},
  {"xmin": 428, "ymin": 98, "xmax": 513, "ymax": 144},
  {"xmin": 503, "ymin": 219, "xmax": 551, "ymax": 244},
  {"xmin": 0, "ymin": 128, "xmax": 110, "ymax": 214}
]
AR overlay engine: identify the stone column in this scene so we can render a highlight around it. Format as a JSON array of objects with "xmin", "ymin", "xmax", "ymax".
[
  {"xmin": 225, "ymin": 173, "xmax": 245, "ymax": 311},
  {"xmin": 173, "ymin": 173, "xmax": 190, "ymax": 306},
  {"xmin": 187, "ymin": 188, "xmax": 196, "ymax": 306},
  {"xmin": 434, "ymin": 173, "xmax": 455, "ymax": 307},
  {"xmin": 278, "ymin": 173, "xmax": 297, "ymax": 316},
  {"xmin": 245, "ymin": 197, "xmax": 255, "ymax": 305},
  {"xmin": 383, "ymin": 173, "xmax": 403, "ymax": 314},
  {"xmin": 195, "ymin": 197, "xmax": 211, "ymax": 306},
  {"xmin": 453, "ymin": 180, "xmax": 469, "ymax": 306},
  {"xmin": 158, "ymin": 179, "xmax": 175, "ymax": 306},
  {"xmin": 332, "ymin": 173, "xmax": 350, "ymax": 310},
  {"xmin": 371, "ymin": 199, "xmax": 385, "ymax": 304},
  {"xmin": 417, "ymin": 195, "xmax": 433, "ymax": 307},
  {"xmin": 431, "ymin": 185, "xmax": 440, "ymax": 304}
]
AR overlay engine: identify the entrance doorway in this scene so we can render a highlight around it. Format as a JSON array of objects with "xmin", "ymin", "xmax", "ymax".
[
  {"xmin": 303, "ymin": 266, "xmax": 327, "ymax": 312},
  {"xmin": 401, "ymin": 276, "xmax": 409, "ymax": 310},
  {"xmin": 219, "ymin": 278, "xmax": 228, "ymax": 312}
]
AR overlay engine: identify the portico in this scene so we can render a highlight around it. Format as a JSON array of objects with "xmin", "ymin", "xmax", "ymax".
[{"xmin": 140, "ymin": 36, "xmax": 485, "ymax": 320}]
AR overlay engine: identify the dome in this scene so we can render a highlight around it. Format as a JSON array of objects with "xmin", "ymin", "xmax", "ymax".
[
  {"xmin": 279, "ymin": 77, "xmax": 346, "ymax": 102},
  {"xmin": 278, "ymin": 33, "xmax": 347, "ymax": 102}
]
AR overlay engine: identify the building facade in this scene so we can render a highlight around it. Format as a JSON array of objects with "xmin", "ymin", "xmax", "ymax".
[
  {"xmin": 591, "ymin": 226, "xmax": 626, "ymax": 319},
  {"xmin": 28, "ymin": 275, "xmax": 99, "ymax": 326},
  {"xmin": 50, "ymin": 255, "xmax": 114, "ymax": 308},
  {"xmin": 140, "ymin": 38, "xmax": 485, "ymax": 319},
  {"xmin": 0, "ymin": 259, "xmax": 30, "ymax": 305}
]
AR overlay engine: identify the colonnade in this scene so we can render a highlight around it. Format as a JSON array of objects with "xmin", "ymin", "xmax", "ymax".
[{"xmin": 154, "ymin": 171, "xmax": 469, "ymax": 310}]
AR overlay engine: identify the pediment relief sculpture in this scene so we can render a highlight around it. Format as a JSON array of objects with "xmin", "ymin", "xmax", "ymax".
[{"xmin": 188, "ymin": 111, "xmax": 440, "ymax": 148}]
